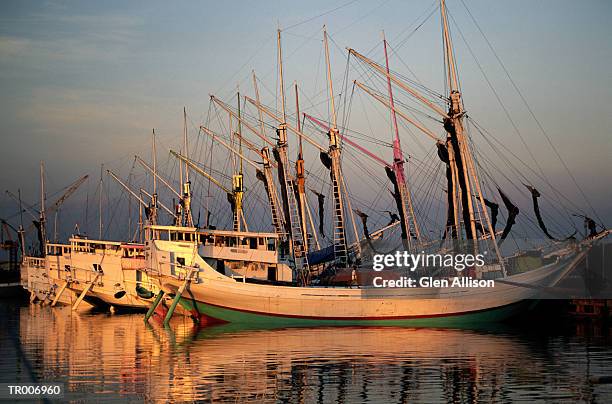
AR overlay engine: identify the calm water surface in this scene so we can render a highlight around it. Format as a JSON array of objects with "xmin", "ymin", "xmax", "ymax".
[{"xmin": 1, "ymin": 299, "xmax": 612, "ymax": 403}]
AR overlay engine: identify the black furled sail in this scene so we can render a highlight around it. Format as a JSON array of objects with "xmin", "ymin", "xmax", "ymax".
[
  {"xmin": 483, "ymin": 198, "xmax": 499, "ymax": 233},
  {"xmin": 273, "ymin": 148, "xmax": 292, "ymax": 235},
  {"xmin": 353, "ymin": 209, "xmax": 370, "ymax": 240},
  {"xmin": 524, "ymin": 184, "xmax": 576, "ymax": 241},
  {"xmin": 385, "ymin": 166, "xmax": 410, "ymax": 241},
  {"xmin": 498, "ymin": 188, "xmax": 519, "ymax": 246},
  {"xmin": 436, "ymin": 141, "xmax": 457, "ymax": 239},
  {"xmin": 310, "ymin": 189, "xmax": 326, "ymax": 238}
]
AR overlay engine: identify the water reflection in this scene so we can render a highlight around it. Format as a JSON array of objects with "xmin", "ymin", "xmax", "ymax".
[{"xmin": 2, "ymin": 301, "xmax": 612, "ymax": 402}]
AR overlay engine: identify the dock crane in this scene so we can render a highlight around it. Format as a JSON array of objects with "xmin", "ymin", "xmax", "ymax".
[{"xmin": 6, "ymin": 173, "xmax": 89, "ymax": 253}]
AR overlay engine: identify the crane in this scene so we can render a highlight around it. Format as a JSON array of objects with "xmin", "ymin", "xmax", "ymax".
[{"xmin": 5, "ymin": 173, "xmax": 89, "ymax": 246}]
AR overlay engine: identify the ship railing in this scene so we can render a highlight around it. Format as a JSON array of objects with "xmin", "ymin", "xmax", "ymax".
[
  {"xmin": 66, "ymin": 265, "xmax": 104, "ymax": 285},
  {"xmin": 24, "ymin": 256, "xmax": 46, "ymax": 269}
]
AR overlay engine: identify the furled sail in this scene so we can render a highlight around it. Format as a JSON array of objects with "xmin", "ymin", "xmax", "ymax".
[
  {"xmin": 353, "ymin": 209, "xmax": 370, "ymax": 239},
  {"xmin": 384, "ymin": 210, "xmax": 400, "ymax": 226},
  {"xmin": 319, "ymin": 151, "xmax": 332, "ymax": 170},
  {"xmin": 585, "ymin": 216, "xmax": 598, "ymax": 238},
  {"xmin": 310, "ymin": 189, "xmax": 326, "ymax": 238},
  {"xmin": 498, "ymin": 188, "xmax": 519, "ymax": 245},
  {"xmin": 524, "ymin": 185, "xmax": 576, "ymax": 241},
  {"xmin": 385, "ymin": 166, "xmax": 410, "ymax": 240},
  {"xmin": 483, "ymin": 198, "xmax": 499, "ymax": 233},
  {"xmin": 436, "ymin": 142, "xmax": 457, "ymax": 239},
  {"xmin": 272, "ymin": 148, "xmax": 292, "ymax": 234},
  {"xmin": 442, "ymin": 122, "xmax": 474, "ymax": 239},
  {"xmin": 32, "ymin": 220, "xmax": 44, "ymax": 256}
]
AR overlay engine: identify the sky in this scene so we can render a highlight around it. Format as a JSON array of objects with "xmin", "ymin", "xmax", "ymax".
[{"xmin": 0, "ymin": 0, "xmax": 610, "ymax": 242}]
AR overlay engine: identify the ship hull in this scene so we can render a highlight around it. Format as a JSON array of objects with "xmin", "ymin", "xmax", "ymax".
[
  {"xmin": 158, "ymin": 248, "xmax": 586, "ymax": 327},
  {"xmin": 178, "ymin": 296, "xmax": 533, "ymax": 327}
]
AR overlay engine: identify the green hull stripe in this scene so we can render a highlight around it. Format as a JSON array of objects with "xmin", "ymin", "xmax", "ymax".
[{"xmin": 178, "ymin": 298, "xmax": 530, "ymax": 327}]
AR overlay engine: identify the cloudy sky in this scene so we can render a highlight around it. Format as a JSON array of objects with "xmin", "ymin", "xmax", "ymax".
[{"xmin": 0, "ymin": 0, "xmax": 610, "ymax": 241}]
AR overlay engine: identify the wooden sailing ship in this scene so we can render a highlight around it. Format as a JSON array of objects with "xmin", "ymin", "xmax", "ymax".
[{"xmin": 141, "ymin": 0, "xmax": 609, "ymax": 326}]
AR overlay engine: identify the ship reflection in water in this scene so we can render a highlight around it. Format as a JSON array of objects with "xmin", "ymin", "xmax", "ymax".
[{"xmin": 2, "ymin": 301, "xmax": 612, "ymax": 402}]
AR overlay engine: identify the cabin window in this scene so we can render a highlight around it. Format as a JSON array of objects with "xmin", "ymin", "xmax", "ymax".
[
  {"xmin": 258, "ymin": 238, "xmax": 264, "ymax": 246},
  {"xmin": 177, "ymin": 257, "xmax": 185, "ymax": 267},
  {"xmin": 267, "ymin": 239, "xmax": 275, "ymax": 251},
  {"xmin": 93, "ymin": 263, "xmax": 103, "ymax": 273},
  {"xmin": 249, "ymin": 237, "xmax": 257, "ymax": 249},
  {"xmin": 170, "ymin": 232, "xmax": 177, "ymax": 241},
  {"xmin": 136, "ymin": 270, "xmax": 142, "ymax": 282}
]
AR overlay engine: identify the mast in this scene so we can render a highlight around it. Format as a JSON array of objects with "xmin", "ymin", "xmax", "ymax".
[
  {"xmin": 323, "ymin": 26, "xmax": 351, "ymax": 266},
  {"xmin": 274, "ymin": 28, "xmax": 309, "ymax": 278},
  {"xmin": 200, "ymin": 125, "xmax": 284, "ymax": 237},
  {"xmin": 150, "ymin": 129, "xmax": 158, "ymax": 225},
  {"xmin": 382, "ymin": 32, "xmax": 421, "ymax": 250},
  {"xmin": 294, "ymin": 82, "xmax": 309, "ymax": 251},
  {"xmin": 232, "ymin": 92, "xmax": 244, "ymax": 232},
  {"xmin": 39, "ymin": 161, "xmax": 47, "ymax": 257},
  {"xmin": 252, "ymin": 71, "xmax": 268, "ymax": 140},
  {"xmin": 440, "ymin": 0, "xmax": 476, "ymax": 243},
  {"xmin": 135, "ymin": 156, "xmax": 181, "ymax": 199},
  {"xmin": 98, "ymin": 164, "xmax": 103, "ymax": 239},
  {"xmin": 170, "ymin": 150, "xmax": 247, "ymax": 231},
  {"xmin": 277, "ymin": 29, "xmax": 287, "ymax": 124},
  {"xmin": 439, "ymin": 0, "xmax": 503, "ymax": 269},
  {"xmin": 182, "ymin": 107, "xmax": 193, "ymax": 227}
]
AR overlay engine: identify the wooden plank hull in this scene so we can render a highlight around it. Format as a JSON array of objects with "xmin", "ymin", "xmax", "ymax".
[{"xmin": 157, "ymin": 250, "xmax": 582, "ymax": 327}]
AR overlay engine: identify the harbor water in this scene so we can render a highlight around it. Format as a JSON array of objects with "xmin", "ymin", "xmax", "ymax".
[{"xmin": 1, "ymin": 299, "xmax": 612, "ymax": 402}]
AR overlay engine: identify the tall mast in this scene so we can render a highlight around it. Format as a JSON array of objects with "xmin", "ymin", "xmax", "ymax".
[
  {"xmin": 323, "ymin": 26, "xmax": 337, "ymax": 129},
  {"xmin": 440, "ymin": 0, "xmax": 459, "ymax": 93},
  {"xmin": 439, "ymin": 0, "xmax": 503, "ymax": 270},
  {"xmin": 182, "ymin": 107, "xmax": 193, "ymax": 227},
  {"xmin": 233, "ymin": 91, "xmax": 244, "ymax": 232},
  {"xmin": 39, "ymin": 161, "xmax": 47, "ymax": 256},
  {"xmin": 440, "ymin": 0, "xmax": 476, "ymax": 243},
  {"xmin": 200, "ymin": 125, "xmax": 283, "ymax": 236},
  {"xmin": 150, "ymin": 129, "xmax": 158, "ymax": 225},
  {"xmin": 294, "ymin": 82, "xmax": 309, "ymax": 251},
  {"xmin": 277, "ymin": 29, "xmax": 287, "ymax": 123},
  {"xmin": 382, "ymin": 32, "xmax": 421, "ymax": 249},
  {"xmin": 98, "ymin": 163, "xmax": 103, "ymax": 239},
  {"xmin": 323, "ymin": 25, "xmax": 353, "ymax": 265},
  {"xmin": 237, "ymin": 92, "xmax": 244, "ymax": 175},
  {"xmin": 275, "ymin": 28, "xmax": 309, "ymax": 279},
  {"xmin": 183, "ymin": 107, "xmax": 190, "ymax": 184},
  {"xmin": 252, "ymin": 71, "xmax": 268, "ymax": 142}
]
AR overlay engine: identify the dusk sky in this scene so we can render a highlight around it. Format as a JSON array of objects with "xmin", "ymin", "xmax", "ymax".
[{"xmin": 0, "ymin": 0, "xmax": 610, "ymax": 241}]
